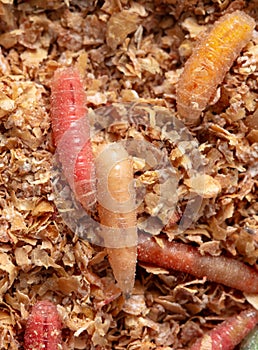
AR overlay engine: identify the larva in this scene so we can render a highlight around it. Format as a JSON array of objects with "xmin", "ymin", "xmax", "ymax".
[
  {"xmin": 137, "ymin": 236, "xmax": 258, "ymax": 293},
  {"xmin": 176, "ymin": 10, "xmax": 255, "ymax": 125},
  {"xmin": 24, "ymin": 300, "xmax": 62, "ymax": 350},
  {"xmin": 95, "ymin": 143, "xmax": 137, "ymax": 296},
  {"xmin": 50, "ymin": 67, "xmax": 96, "ymax": 209},
  {"xmin": 189, "ymin": 308, "xmax": 258, "ymax": 350}
]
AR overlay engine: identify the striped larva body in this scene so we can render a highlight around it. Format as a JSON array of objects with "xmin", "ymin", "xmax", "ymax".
[
  {"xmin": 189, "ymin": 308, "xmax": 258, "ymax": 350},
  {"xmin": 24, "ymin": 300, "xmax": 62, "ymax": 350},
  {"xmin": 50, "ymin": 67, "xmax": 96, "ymax": 209},
  {"xmin": 176, "ymin": 10, "xmax": 255, "ymax": 125},
  {"xmin": 95, "ymin": 143, "xmax": 137, "ymax": 295}
]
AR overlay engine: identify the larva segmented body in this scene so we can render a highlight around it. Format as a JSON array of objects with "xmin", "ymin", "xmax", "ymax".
[
  {"xmin": 189, "ymin": 308, "xmax": 258, "ymax": 350},
  {"xmin": 137, "ymin": 236, "xmax": 258, "ymax": 293},
  {"xmin": 50, "ymin": 67, "xmax": 96, "ymax": 209},
  {"xmin": 95, "ymin": 143, "xmax": 137, "ymax": 295},
  {"xmin": 24, "ymin": 300, "xmax": 62, "ymax": 350},
  {"xmin": 176, "ymin": 10, "xmax": 255, "ymax": 125}
]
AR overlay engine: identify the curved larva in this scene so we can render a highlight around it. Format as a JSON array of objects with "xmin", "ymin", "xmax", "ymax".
[
  {"xmin": 95, "ymin": 143, "xmax": 137, "ymax": 295},
  {"xmin": 50, "ymin": 68, "xmax": 96, "ymax": 209},
  {"xmin": 189, "ymin": 308, "xmax": 258, "ymax": 350},
  {"xmin": 24, "ymin": 300, "xmax": 62, "ymax": 350},
  {"xmin": 176, "ymin": 10, "xmax": 255, "ymax": 125}
]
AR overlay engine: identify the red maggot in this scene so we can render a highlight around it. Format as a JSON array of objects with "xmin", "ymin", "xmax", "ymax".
[
  {"xmin": 137, "ymin": 236, "xmax": 258, "ymax": 294},
  {"xmin": 50, "ymin": 67, "xmax": 96, "ymax": 209}
]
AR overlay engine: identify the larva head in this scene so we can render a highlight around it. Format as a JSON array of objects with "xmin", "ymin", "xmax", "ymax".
[{"xmin": 95, "ymin": 143, "xmax": 135, "ymax": 213}]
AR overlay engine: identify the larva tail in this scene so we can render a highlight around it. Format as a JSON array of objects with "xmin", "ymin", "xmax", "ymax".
[{"xmin": 107, "ymin": 246, "xmax": 137, "ymax": 296}]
